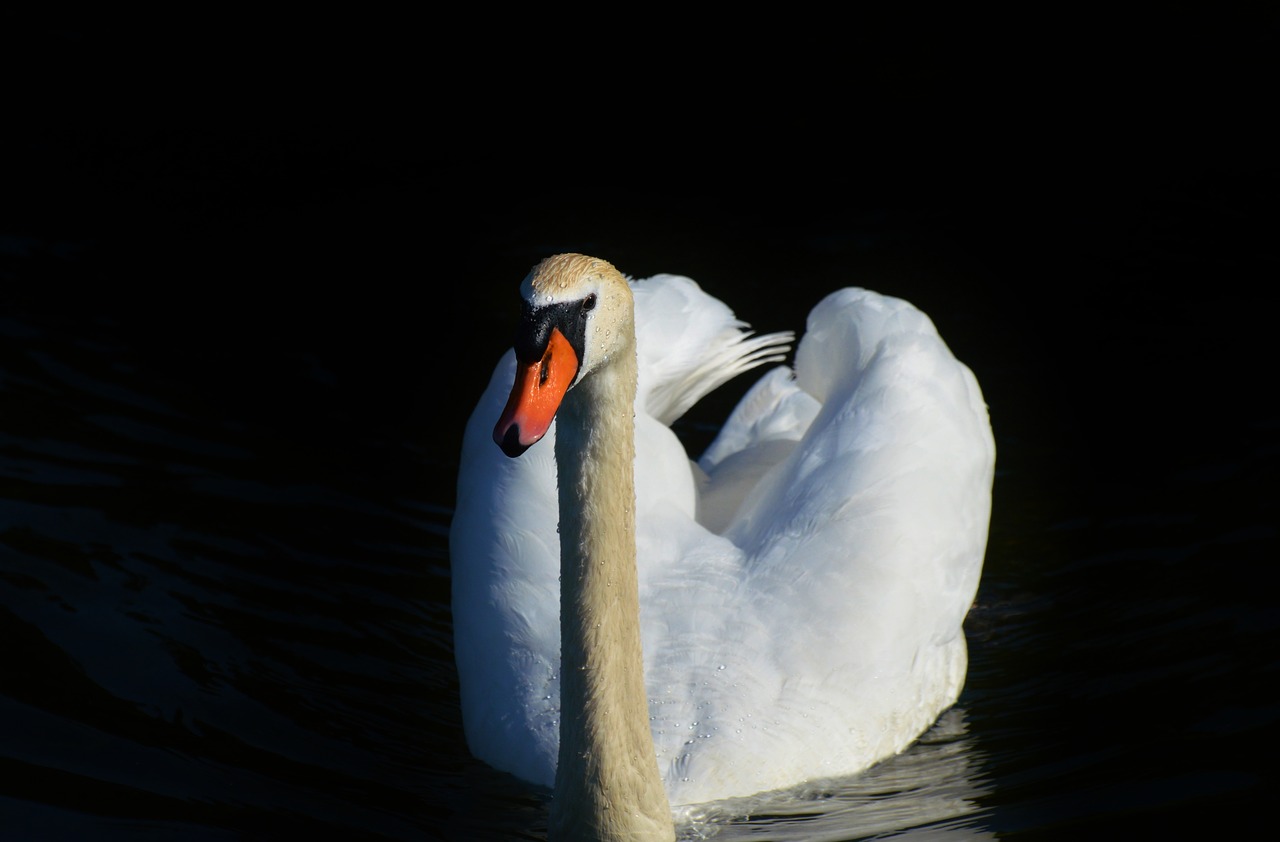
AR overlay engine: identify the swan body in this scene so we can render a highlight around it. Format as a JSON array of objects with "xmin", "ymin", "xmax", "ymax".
[{"xmin": 451, "ymin": 254, "xmax": 995, "ymax": 836}]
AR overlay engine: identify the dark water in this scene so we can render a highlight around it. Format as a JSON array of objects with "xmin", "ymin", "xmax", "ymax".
[{"xmin": 4, "ymin": 16, "xmax": 1278, "ymax": 842}]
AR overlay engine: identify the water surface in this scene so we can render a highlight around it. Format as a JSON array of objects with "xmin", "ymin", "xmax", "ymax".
[{"xmin": 3, "ymin": 18, "xmax": 1277, "ymax": 840}]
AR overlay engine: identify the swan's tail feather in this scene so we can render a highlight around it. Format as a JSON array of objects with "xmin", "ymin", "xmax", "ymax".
[{"xmin": 647, "ymin": 329, "xmax": 793, "ymax": 426}]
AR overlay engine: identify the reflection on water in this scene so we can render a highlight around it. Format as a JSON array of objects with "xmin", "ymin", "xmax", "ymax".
[
  {"xmin": 441, "ymin": 707, "xmax": 993, "ymax": 842},
  {"xmin": 679, "ymin": 708, "xmax": 993, "ymax": 842}
]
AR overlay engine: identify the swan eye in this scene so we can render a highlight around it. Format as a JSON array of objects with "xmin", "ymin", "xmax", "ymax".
[{"xmin": 581, "ymin": 294, "xmax": 596, "ymax": 315}]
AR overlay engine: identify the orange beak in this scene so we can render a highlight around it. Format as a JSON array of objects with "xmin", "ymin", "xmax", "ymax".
[{"xmin": 493, "ymin": 327, "xmax": 579, "ymax": 457}]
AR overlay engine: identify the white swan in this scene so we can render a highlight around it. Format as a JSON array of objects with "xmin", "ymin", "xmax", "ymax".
[{"xmin": 451, "ymin": 254, "xmax": 995, "ymax": 840}]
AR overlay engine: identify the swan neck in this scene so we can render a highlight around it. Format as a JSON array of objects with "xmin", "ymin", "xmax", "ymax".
[{"xmin": 550, "ymin": 347, "xmax": 674, "ymax": 841}]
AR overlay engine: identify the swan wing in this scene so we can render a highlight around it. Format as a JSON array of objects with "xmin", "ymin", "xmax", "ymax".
[
  {"xmin": 639, "ymin": 288, "xmax": 994, "ymax": 805},
  {"xmin": 726, "ymin": 288, "xmax": 995, "ymax": 647}
]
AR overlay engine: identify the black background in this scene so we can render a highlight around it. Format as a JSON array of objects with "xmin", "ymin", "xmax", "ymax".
[{"xmin": 6, "ymin": 11, "xmax": 1275, "ymax": 505}]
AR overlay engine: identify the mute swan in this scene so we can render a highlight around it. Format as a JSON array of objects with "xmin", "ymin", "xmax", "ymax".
[{"xmin": 451, "ymin": 254, "xmax": 995, "ymax": 840}]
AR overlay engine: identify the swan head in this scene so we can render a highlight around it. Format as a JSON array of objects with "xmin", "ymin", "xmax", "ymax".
[{"xmin": 493, "ymin": 253, "xmax": 634, "ymax": 458}]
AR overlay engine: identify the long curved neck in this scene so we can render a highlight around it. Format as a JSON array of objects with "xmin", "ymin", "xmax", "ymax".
[{"xmin": 549, "ymin": 340, "xmax": 675, "ymax": 842}]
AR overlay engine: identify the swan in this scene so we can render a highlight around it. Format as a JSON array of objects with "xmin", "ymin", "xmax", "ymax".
[{"xmin": 450, "ymin": 253, "xmax": 995, "ymax": 840}]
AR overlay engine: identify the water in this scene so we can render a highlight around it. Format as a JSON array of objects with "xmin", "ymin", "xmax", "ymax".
[
  {"xmin": 4, "ymin": 19, "xmax": 1277, "ymax": 841},
  {"xmin": 5, "ymin": 171, "xmax": 1275, "ymax": 840}
]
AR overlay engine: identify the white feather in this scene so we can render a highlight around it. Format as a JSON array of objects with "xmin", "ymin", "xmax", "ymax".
[{"xmin": 450, "ymin": 273, "xmax": 995, "ymax": 810}]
